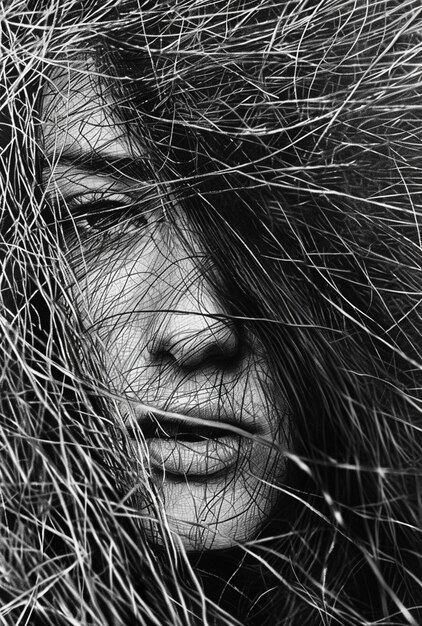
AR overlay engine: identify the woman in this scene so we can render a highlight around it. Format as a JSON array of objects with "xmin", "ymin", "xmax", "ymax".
[{"xmin": 1, "ymin": 1, "xmax": 422, "ymax": 624}]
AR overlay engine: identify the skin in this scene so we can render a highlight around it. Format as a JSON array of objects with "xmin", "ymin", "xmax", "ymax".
[{"xmin": 41, "ymin": 62, "xmax": 289, "ymax": 550}]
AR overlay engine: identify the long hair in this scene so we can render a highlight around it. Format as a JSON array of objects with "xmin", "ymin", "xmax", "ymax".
[{"xmin": 1, "ymin": 1, "xmax": 422, "ymax": 624}]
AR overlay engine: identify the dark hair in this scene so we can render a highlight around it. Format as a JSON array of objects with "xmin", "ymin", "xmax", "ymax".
[{"xmin": 1, "ymin": 1, "xmax": 422, "ymax": 624}]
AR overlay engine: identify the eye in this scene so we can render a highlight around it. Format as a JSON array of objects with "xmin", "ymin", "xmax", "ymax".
[{"xmin": 63, "ymin": 192, "xmax": 151, "ymax": 237}]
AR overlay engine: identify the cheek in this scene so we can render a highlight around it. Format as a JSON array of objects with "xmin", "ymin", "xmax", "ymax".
[
  {"xmin": 65, "ymin": 238, "xmax": 177, "ymax": 393},
  {"xmin": 68, "ymin": 239, "xmax": 164, "ymax": 334}
]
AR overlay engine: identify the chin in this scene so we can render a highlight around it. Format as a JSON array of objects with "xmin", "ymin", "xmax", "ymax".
[{"xmin": 144, "ymin": 465, "xmax": 282, "ymax": 552}]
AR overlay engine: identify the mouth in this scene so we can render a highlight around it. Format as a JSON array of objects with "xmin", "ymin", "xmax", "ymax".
[{"xmin": 127, "ymin": 409, "xmax": 252, "ymax": 478}]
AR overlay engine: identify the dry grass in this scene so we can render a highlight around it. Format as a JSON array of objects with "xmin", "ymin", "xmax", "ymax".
[{"xmin": 1, "ymin": 1, "xmax": 422, "ymax": 624}]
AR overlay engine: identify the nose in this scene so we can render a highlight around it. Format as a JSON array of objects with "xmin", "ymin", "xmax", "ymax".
[{"xmin": 147, "ymin": 280, "xmax": 240, "ymax": 370}]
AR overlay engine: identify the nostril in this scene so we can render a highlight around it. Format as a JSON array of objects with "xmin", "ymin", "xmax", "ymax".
[
  {"xmin": 174, "ymin": 336, "xmax": 240, "ymax": 370},
  {"xmin": 147, "ymin": 315, "xmax": 241, "ymax": 371}
]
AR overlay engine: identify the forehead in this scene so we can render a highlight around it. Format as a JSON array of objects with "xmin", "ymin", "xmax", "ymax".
[
  {"xmin": 41, "ymin": 60, "xmax": 154, "ymax": 197},
  {"xmin": 42, "ymin": 61, "xmax": 132, "ymax": 160}
]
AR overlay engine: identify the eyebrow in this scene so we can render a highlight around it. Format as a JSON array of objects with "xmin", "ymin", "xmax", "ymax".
[{"xmin": 43, "ymin": 151, "xmax": 155, "ymax": 183}]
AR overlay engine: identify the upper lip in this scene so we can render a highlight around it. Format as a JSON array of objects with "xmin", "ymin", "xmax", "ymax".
[{"xmin": 125, "ymin": 403, "xmax": 255, "ymax": 440}]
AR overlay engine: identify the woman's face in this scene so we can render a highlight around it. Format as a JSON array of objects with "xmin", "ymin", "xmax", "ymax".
[{"xmin": 42, "ymin": 65, "xmax": 289, "ymax": 551}]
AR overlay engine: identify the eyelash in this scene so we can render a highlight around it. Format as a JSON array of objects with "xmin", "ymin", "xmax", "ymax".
[{"xmin": 62, "ymin": 194, "xmax": 152, "ymax": 238}]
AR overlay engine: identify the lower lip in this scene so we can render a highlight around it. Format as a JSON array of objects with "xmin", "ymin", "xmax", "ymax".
[{"xmin": 147, "ymin": 435, "xmax": 243, "ymax": 477}]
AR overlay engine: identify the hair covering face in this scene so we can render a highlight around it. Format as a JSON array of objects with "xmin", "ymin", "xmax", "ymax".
[{"xmin": 1, "ymin": 1, "xmax": 422, "ymax": 625}]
